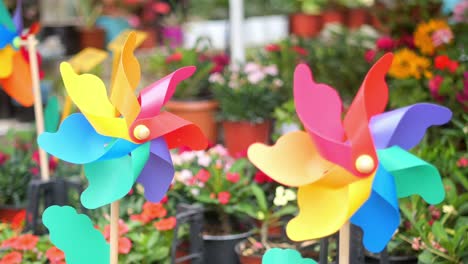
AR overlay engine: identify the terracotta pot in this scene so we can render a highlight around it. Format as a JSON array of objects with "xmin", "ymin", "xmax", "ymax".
[
  {"xmin": 79, "ymin": 27, "xmax": 106, "ymax": 49},
  {"xmin": 288, "ymin": 13, "xmax": 322, "ymax": 37},
  {"xmin": 253, "ymin": 220, "xmax": 282, "ymax": 237},
  {"xmin": 321, "ymin": 10, "xmax": 345, "ymax": 25},
  {"xmin": 165, "ymin": 99, "xmax": 219, "ymax": 144},
  {"xmin": 234, "ymin": 239, "xmax": 263, "ymax": 264},
  {"xmin": 347, "ymin": 8, "xmax": 369, "ymax": 29},
  {"xmin": 223, "ymin": 121, "xmax": 271, "ymax": 157},
  {"xmin": 139, "ymin": 28, "xmax": 158, "ymax": 49}
]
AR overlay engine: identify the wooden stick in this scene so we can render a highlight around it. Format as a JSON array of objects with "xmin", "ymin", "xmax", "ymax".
[
  {"xmin": 110, "ymin": 201, "xmax": 120, "ymax": 264},
  {"xmin": 26, "ymin": 35, "xmax": 50, "ymax": 181},
  {"xmin": 339, "ymin": 221, "xmax": 350, "ymax": 264}
]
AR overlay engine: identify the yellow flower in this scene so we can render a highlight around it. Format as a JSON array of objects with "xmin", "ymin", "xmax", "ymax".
[
  {"xmin": 414, "ymin": 19, "xmax": 451, "ymax": 55},
  {"xmin": 389, "ymin": 49, "xmax": 430, "ymax": 79}
]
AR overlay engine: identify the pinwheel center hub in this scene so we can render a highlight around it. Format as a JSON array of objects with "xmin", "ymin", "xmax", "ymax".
[
  {"xmin": 355, "ymin": 154, "xmax": 375, "ymax": 174},
  {"xmin": 133, "ymin": 124, "xmax": 150, "ymax": 140}
]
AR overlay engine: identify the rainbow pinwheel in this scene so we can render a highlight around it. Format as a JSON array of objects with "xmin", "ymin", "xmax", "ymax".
[
  {"xmin": 0, "ymin": 0, "xmax": 41, "ymax": 106},
  {"xmin": 248, "ymin": 53, "xmax": 452, "ymax": 253},
  {"xmin": 38, "ymin": 32, "xmax": 208, "ymax": 209}
]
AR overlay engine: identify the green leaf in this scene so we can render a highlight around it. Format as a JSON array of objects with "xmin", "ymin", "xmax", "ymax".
[
  {"xmin": 153, "ymin": 246, "xmax": 170, "ymax": 261},
  {"xmin": 272, "ymin": 205, "xmax": 297, "ymax": 218},
  {"xmin": 418, "ymin": 251, "xmax": 435, "ymax": 263},
  {"xmin": 432, "ymin": 221, "xmax": 449, "ymax": 243},
  {"xmin": 251, "ymin": 184, "xmax": 268, "ymax": 212}
]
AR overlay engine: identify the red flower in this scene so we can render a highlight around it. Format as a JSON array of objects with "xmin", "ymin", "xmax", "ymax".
[
  {"xmin": 118, "ymin": 237, "xmax": 132, "ymax": 254},
  {"xmin": 46, "ymin": 247, "xmax": 65, "ymax": 263},
  {"xmin": 130, "ymin": 213, "xmax": 151, "ymax": 224},
  {"xmin": 195, "ymin": 169, "xmax": 211, "ymax": 183},
  {"xmin": 142, "ymin": 202, "xmax": 167, "ymax": 220},
  {"xmin": 265, "ymin": 44, "xmax": 281, "ymax": 52},
  {"xmin": 291, "ymin": 46, "xmax": 308, "ymax": 56},
  {"xmin": 160, "ymin": 195, "xmax": 168, "ymax": 204},
  {"xmin": 364, "ymin": 50, "xmax": 376, "ymax": 63},
  {"xmin": 457, "ymin": 157, "xmax": 468, "ymax": 168},
  {"xmin": 434, "ymin": 55, "xmax": 451, "ymax": 70},
  {"xmin": 154, "ymin": 217, "xmax": 177, "ymax": 231},
  {"xmin": 254, "ymin": 170, "xmax": 273, "ymax": 184},
  {"xmin": 12, "ymin": 234, "xmax": 38, "ymax": 250},
  {"xmin": 376, "ymin": 36, "xmax": 395, "ymax": 51},
  {"xmin": 447, "ymin": 61, "xmax": 459, "ymax": 73},
  {"xmin": 1, "ymin": 238, "xmax": 17, "ymax": 248},
  {"xmin": 397, "ymin": 34, "xmax": 415, "ymax": 49},
  {"xmin": 165, "ymin": 52, "xmax": 183, "ymax": 63},
  {"xmin": 0, "ymin": 152, "xmax": 9, "ymax": 165},
  {"xmin": 226, "ymin": 172, "xmax": 240, "ymax": 183},
  {"xmin": 103, "ymin": 219, "xmax": 129, "ymax": 240},
  {"xmin": 152, "ymin": 2, "xmax": 171, "ymax": 14},
  {"xmin": 29, "ymin": 167, "xmax": 39, "ymax": 176},
  {"xmin": 11, "ymin": 210, "xmax": 26, "ymax": 231},
  {"xmin": 429, "ymin": 75, "xmax": 444, "ymax": 101},
  {"xmin": 0, "ymin": 251, "xmax": 22, "ymax": 264},
  {"xmin": 211, "ymin": 54, "xmax": 230, "ymax": 73},
  {"xmin": 217, "ymin": 191, "xmax": 231, "ymax": 205}
]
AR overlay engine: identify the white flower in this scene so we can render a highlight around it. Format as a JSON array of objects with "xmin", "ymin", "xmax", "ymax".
[
  {"xmin": 276, "ymin": 186, "xmax": 285, "ymax": 197},
  {"xmin": 176, "ymin": 169, "xmax": 193, "ymax": 183},
  {"xmin": 171, "ymin": 153, "xmax": 182, "ymax": 166},
  {"xmin": 273, "ymin": 78, "xmax": 283, "ymax": 87},
  {"xmin": 190, "ymin": 188, "xmax": 200, "ymax": 196},
  {"xmin": 442, "ymin": 205, "xmax": 456, "ymax": 214},
  {"xmin": 248, "ymin": 71, "xmax": 266, "ymax": 84},
  {"xmin": 244, "ymin": 62, "xmax": 260, "ymax": 73},
  {"xmin": 257, "ymin": 211, "xmax": 265, "ymax": 220},
  {"xmin": 208, "ymin": 73, "xmax": 225, "ymax": 84},
  {"xmin": 263, "ymin": 65, "xmax": 278, "ymax": 76},
  {"xmin": 197, "ymin": 154, "xmax": 212, "ymax": 167},
  {"xmin": 180, "ymin": 151, "xmax": 196, "ymax": 163},
  {"xmin": 274, "ymin": 196, "xmax": 287, "ymax": 206},
  {"xmin": 208, "ymin": 144, "xmax": 228, "ymax": 156},
  {"xmin": 284, "ymin": 189, "xmax": 296, "ymax": 201}
]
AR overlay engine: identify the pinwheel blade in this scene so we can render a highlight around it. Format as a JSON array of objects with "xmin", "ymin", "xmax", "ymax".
[
  {"xmin": 0, "ymin": 45, "xmax": 14, "ymax": 77},
  {"xmin": 0, "ymin": 50, "xmax": 33, "ymax": 106},
  {"xmin": 137, "ymin": 137, "xmax": 175, "ymax": 202},
  {"xmin": 0, "ymin": 0, "xmax": 15, "ymax": 31},
  {"xmin": 44, "ymin": 96, "xmax": 60, "ymax": 132},
  {"xmin": 0, "ymin": 26, "xmax": 16, "ymax": 48},
  {"xmin": 351, "ymin": 166, "xmax": 400, "ymax": 253},
  {"xmin": 12, "ymin": 0, "xmax": 22, "ymax": 34},
  {"xmin": 43, "ymin": 206, "xmax": 109, "ymax": 264},
  {"xmin": 262, "ymin": 248, "xmax": 317, "ymax": 264},
  {"xmin": 370, "ymin": 103, "xmax": 452, "ymax": 150}
]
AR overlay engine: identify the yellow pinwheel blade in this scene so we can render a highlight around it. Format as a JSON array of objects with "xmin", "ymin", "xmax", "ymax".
[
  {"xmin": 286, "ymin": 174, "xmax": 374, "ymax": 241},
  {"xmin": 0, "ymin": 45, "xmax": 14, "ymax": 78},
  {"xmin": 110, "ymin": 32, "xmax": 141, "ymax": 126},
  {"xmin": 60, "ymin": 62, "xmax": 131, "ymax": 141}
]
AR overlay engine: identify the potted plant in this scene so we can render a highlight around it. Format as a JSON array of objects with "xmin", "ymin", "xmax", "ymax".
[
  {"xmin": 159, "ymin": 0, "xmax": 186, "ymax": 48},
  {"xmin": 76, "ymin": 0, "xmax": 105, "ymax": 49},
  {"xmin": 289, "ymin": 0, "xmax": 324, "ymax": 37},
  {"xmin": 149, "ymin": 39, "xmax": 229, "ymax": 143},
  {"xmin": 272, "ymin": 99, "xmax": 302, "ymax": 141},
  {"xmin": 210, "ymin": 62, "xmax": 284, "ymax": 156},
  {"xmin": 171, "ymin": 145, "xmax": 256, "ymax": 264},
  {"xmin": 343, "ymin": 0, "xmax": 371, "ymax": 29},
  {"xmin": 321, "ymin": 0, "xmax": 346, "ymax": 25}
]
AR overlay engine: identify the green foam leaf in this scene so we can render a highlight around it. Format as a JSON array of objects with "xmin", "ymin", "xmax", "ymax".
[
  {"xmin": 45, "ymin": 96, "xmax": 60, "ymax": 132},
  {"xmin": 42, "ymin": 205, "xmax": 109, "ymax": 264},
  {"xmin": 262, "ymin": 248, "xmax": 317, "ymax": 264},
  {"xmin": 0, "ymin": 1, "xmax": 15, "ymax": 31}
]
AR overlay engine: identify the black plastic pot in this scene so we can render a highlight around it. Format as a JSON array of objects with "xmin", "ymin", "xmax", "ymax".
[
  {"xmin": 365, "ymin": 254, "xmax": 418, "ymax": 264},
  {"xmin": 203, "ymin": 230, "xmax": 254, "ymax": 264},
  {"xmin": 40, "ymin": 25, "xmax": 80, "ymax": 55}
]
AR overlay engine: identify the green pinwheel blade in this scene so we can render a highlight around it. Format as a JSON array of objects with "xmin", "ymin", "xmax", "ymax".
[
  {"xmin": 0, "ymin": 1, "xmax": 15, "ymax": 31},
  {"xmin": 45, "ymin": 96, "xmax": 60, "ymax": 132},
  {"xmin": 377, "ymin": 146, "xmax": 445, "ymax": 204},
  {"xmin": 262, "ymin": 248, "xmax": 317, "ymax": 264},
  {"xmin": 81, "ymin": 142, "xmax": 150, "ymax": 209},
  {"xmin": 42, "ymin": 205, "xmax": 109, "ymax": 264}
]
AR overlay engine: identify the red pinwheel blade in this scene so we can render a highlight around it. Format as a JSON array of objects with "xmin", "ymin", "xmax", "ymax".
[{"xmin": 0, "ymin": 51, "xmax": 33, "ymax": 106}]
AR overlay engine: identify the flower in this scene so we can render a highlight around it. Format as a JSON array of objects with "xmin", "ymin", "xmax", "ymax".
[
  {"xmin": 226, "ymin": 172, "xmax": 240, "ymax": 183},
  {"xmin": 0, "ymin": 152, "xmax": 9, "ymax": 165},
  {"xmin": 263, "ymin": 65, "xmax": 278, "ymax": 76},
  {"xmin": 431, "ymin": 29, "xmax": 453, "ymax": 48},
  {"xmin": 154, "ymin": 217, "xmax": 177, "ymax": 231},
  {"xmin": 1, "ymin": 238, "xmax": 17, "ymax": 248},
  {"xmin": 434, "ymin": 55, "xmax": 459, "ymax": 73},
  {"xmin": 412, "ymin": 237, "xmax": 423, "ymax": 250},
  {"xmin": 265, "ymin": 44, "xmax": 281, "ymax": 52},
  {"xmin": 152, "ymin": 2, "xmax": 171, "ymax": 15},
  {"xmin": 428, "ymin": 75, "xmax": 444, "ymax": 100},
  {"xmin": 208, "ymin": 73, "xmax": 225, "ymax": 85},
  {"xmin": 452, "ymin": 0, "xmax": 468, "ymax": 23},
  {"xmin": 165, "ymin": 52, "xmax": 183, "ymax": 63},
  {"xmin": 389, "ymin": 49, "xmax": 430, "ymax": 79},
  {"xmin": 291, "ymin": 46, "xmax": 307, "ymax": 56},
  {"xmin": 442, "ymin": 205, "xmax": 456, "ymax": 214},
  {"xmin": 0, "ymin": 251, "xmax": 22, "ymax": 264},
  {"xmin": 197, "ymin": 153, "xmax": 212, "ymax": 167},
  {"xmin": 364, "ymin": 50, "xmax": 376, "ymax": 63},
  {"xmin": 118, "ymin": 237, "xmax": 132, "ymax": 254},
  {"xmin": 195, "ymin": 169, "xmax": 211, "ymax": 183},
  {"xmin": 142, "ymin": 202, "xmax": 167, "ymax": 220},
  {"xmin": 12, "ymin": 234, "xmax": 38, "ymax": 250},
  {"xmin": 160, "ymin": 195, "xmax": 168, "ymax": 204},
  {"xmin": 254, "ymin": 170, "xmax": 273, "ymax": 184},
  {"xmin": 376, "ymin": 36, "xmax": 395, "ymax": 51},
  {"xmin": 414, "ymin": 19, "xmax": 452, "ymax": 55},
  {"xmin": 457, "ymin": 157, "xmax": 468, "ymax": 167},
  {"xmin": 130, "ymin": 213, "xmax": 151, "ymax": 224},
  {"xmin": 103, "ymin": 219, "xmax": 129, "ymax": 239},
  {"xmin": 10, "ymin": 210, "xmax": 25, "ymax": 231},
  {"xmin": 208, "ymin": 144, "xmax": 228, "ymax": 157},
  {"xmin": 247, "ymin": 71, "xmax": 266, "ymax": 84},
  {"xmin": 217, "ymin": 191, "xmax": 231, "ymax": 205},
  {"xmin": 46, "ymin": 247, "xmax": 65, "ymax": 263}
]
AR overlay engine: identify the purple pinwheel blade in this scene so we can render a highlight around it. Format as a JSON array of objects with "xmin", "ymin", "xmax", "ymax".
[
  {"xmin": 137, "ymin": 137, "xmax": 174, "ymax": 202},
  {"xmin": 12, "ymin": 0, "xmax": 22, "ymax": 34},
  {"xmin": 351, "ymin": 165, "xmax": 400, "ymax": 253},
  {"xmin": 369, "ymin": 103, "xmax": 452, "ymax": 150},
  {"xmin": 38, "ymin": 113, "xmax": 139, "ymax": 164}
]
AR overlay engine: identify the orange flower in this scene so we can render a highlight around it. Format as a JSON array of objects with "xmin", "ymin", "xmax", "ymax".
[
  {"xmin": 12, "ymin": 234, "xmax": 38, "ymax": 250},
  {"xmin": 10, "ymin": 210, "xmax": 25, "ymax": 231},
  {"xmin": 1, "ymin": 238, "xmax": 17, "ymax": 248},
  {"xmin": 118, "ymin": 237, "xmax": 132, "ymax": 254},
  {"xmin": 142, "ymin": 202, "xmax": 167, "ymax": 220},
  {"xmin": 0, "ymin": 251, "xmax": 22, "ymax": 264},
  {"xmin": 103, "ymin": 219, "xmax": 129, "ymax": 240},
  {"xmin": 154, "ymin": 217, "xmax": 177, "ymax": 231},
  {"xmin": 46, "ymin": 247, "xmax": 65, "ymax": 263},
  {"xmin": 130, "ymin": 213, "xmax": 151, "ymax": 224}
]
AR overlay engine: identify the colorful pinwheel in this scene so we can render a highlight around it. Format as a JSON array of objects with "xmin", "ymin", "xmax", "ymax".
[
  {"xmin": 248, "ymin": 53, "xmax": 452, "ymax": 253},
  {"xmin": 38, "ymin": 32, "xmax": 208, "ymax": 209},
  {"xmin": 0, "ymin": 0, "xmax": 41, "ymax": 106}
]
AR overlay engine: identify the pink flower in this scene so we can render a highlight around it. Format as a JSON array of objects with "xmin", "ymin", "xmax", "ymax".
[
  {"xmin": 364, "ymin": 50, "xmax": 376, "ymax": 63},
  {"xmin": 263, "ymin": 65, "xmax": 278, "ymax": 76},
  {"xmin": 265, "ymin": 44, "xmax": 281, "ymax": 52},
  {"xmin": 453, "ymin": 1, "xmax": 468, "ymax": 23},
  {"xmin": 217, "ymin": 191, "xmax": 231, "ymax": 205},
  {"xmin": 195, "ymin": 169, "xmax": 211, "ymax": 183},
  {"xmin": 376, "ymin": 36, "xmax": 395, "ymax": 51},
  {"xmin": 428, "ymin": 75, "xmax": 444, "ymax": 100},
  {"xmin": 412, "ymin": 237, "xmax": 422, "ymax": 250},
  {"xmin": 152, "ymin": 2, "xmax": 171, "ymax": 14},
  {"xmin": 247, "ymin": 71, "xmax": 266, "ymax": 84},
  {"xmin": 432, "ymin": 29, "xmax": 453, "ymax": 47},
  {"xmin": 0, "ymin": 251, "xmax": 22, "ymax": 264},
  {"xmin": 118, "ymin": 237, "xmax": 132, "ymax": 254},
  {"xmin": 244, "ymin": 62, "xmax": 261, "ymax": 73},
  {"xmin": 226, "ymin": 172, "xmax": 240, "ymax": 183},
  {"xmin": 457, "ymin": 157, "xmax": 468, "ymax": 168},
  {"xmin": 0, "ymin": 152, "xmax": 9, "ymax": 165}
]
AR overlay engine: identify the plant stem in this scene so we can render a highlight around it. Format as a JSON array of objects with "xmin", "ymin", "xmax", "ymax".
[
  {"xmin": 260, "ymin": 219, "xmax": 270, "ymax": 250},
  {"xmin": 218, "ymin": 208, "xmax": 232, "ymax": 235},
  {"xmin": 398, "ymin": 234, "xmax": 461, "ymax": 263}
]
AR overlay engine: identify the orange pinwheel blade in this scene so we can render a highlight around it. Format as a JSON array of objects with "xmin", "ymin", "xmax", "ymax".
[{"xmin": 0, "ymin": 51, "xmax": 33, "ymax": 107}]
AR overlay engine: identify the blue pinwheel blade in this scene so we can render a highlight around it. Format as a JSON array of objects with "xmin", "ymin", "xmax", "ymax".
[
  {"xmin": 0, "ymin": 25, "xmax": 17, "ymax": 48},
  {"xmin": 351, "ymin": 165, "xmax": 400, "ymax": 253},
  {"xmin": 38, "ymin": 113, "xmax": 139, "ymax": 164},
  {"xmin": 369, "ymin": 103, "xmax": 452, "ymax": 150}
]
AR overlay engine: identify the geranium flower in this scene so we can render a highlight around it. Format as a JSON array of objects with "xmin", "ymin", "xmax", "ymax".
[
  {"xmin": 154, "ymin": 217, "xmax": 177, "ymax": 231},
  {"xmin": 248, "ymin": 53, "xmax": 451, "ymax": 252},
  {"xmin": 12, "ymin": 234, "xmax": 39, "ymax": 250},
  {"xmin": 38, "ymin": 33, "xmax": 208, "ymax": 209},
  {"xmin": 0, "ymin": 152, "xmax": 9, "ymax": 165},
  {"xmin": 217, "ymin": 191, "xmax": 231, "ymax": 205},
  {"xmin": 0, "ymin": 251, "xmax": 22, "ymax": 264},
  {"xmin": 103, "ymin": 219, "xmax": 129, "ymax": 239},
  {"xmin": 195, "ymin": 169, "xmax": 211, "ymax": 183},
  {"xmin": 142, "ymin": 202, "xmax": 167, "ymax": 219},
  {"xmin": 265, "ymin": 44, "xmax": 281, "ymax": 52},
  {"xmin": 118, "ymin": 237, "xmax": 132, "ymax": 254},
  {"xmin": 226, "ymin": 172, "xmax": 240, "ymax": 183},
  {"xmin": 376, "ymin": 36, "xmax": 395, "ymax": 51},
  {"xmin": 46, "ymin": 247, "xmax": 65, "ymax": 263}
]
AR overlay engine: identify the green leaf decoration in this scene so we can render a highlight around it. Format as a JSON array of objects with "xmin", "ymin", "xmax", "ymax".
[
  {"xmin": 45, "ymin": 96, "xmax": 60, "ymax": 132},
  {"xmin": 262, "ymin": 248, "xmax": 317, "ymax": 264},
  {"xmin": 42, "ymin": 205, "xmax": 109, "ymax": 264}
]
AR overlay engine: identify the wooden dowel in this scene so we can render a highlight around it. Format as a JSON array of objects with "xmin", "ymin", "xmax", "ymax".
[
  {"xmin": 339, "ymin": 221, "xmax": 350, "ymax": 264},
  {"xmin": 110, "ymin": 201, "xmax": 120, "ymax": 264}
]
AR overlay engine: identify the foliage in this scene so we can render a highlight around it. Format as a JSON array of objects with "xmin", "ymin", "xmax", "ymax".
[
  {"xmin": 272, "ymin": 99, "xmax": 302, "ymax": 141},
  {"xmin": 210, "ymin": 62, "xmax": 284, "ymax": 123},
  {"xmin": 171, "ymin": 145, "xmax": 257, "ymax": 235},
  {"xmin": 149, "ymin": 38, "xmax": 229, "ymax": 100},
  {"xmin": 75, "ymin": 0, "xmax": 103, "ymax": 29}
]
